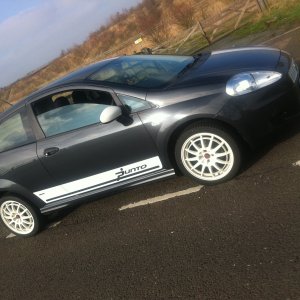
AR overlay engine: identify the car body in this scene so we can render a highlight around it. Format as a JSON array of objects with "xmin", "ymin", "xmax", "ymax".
[{"xmin": 0, "ymin": 47, "xmax": 299, "ymax": 236}]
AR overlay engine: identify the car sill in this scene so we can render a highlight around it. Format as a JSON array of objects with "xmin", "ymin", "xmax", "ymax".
[{"xmin": 40, "ymin": 168, "xmax": 176, "ymax": 214}]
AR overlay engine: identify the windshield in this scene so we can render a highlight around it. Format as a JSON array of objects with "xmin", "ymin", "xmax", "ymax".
[{"xmin": 89, "ymin": 55, "xmax": 194, "ymax": 88}]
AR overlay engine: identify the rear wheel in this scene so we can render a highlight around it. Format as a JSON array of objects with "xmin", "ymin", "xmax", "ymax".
[
  {"xmin": 175, "ymin": 123, "xmax": 241, "ymax": 185},
  {"xmin": 0, "ymin": 196, "xmax": 41, "ymax": 237}
]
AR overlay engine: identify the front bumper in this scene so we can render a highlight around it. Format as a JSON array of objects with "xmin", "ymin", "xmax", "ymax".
[{"xmin": 218, "ymin": 60, "xmax": 300, "ymax": 148}]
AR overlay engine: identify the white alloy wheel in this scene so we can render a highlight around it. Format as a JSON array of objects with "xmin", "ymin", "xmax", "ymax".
[
  {"xmin": 181, "ymin": 133, "xmax": 234, "ymax": 181},
  {"xmin": 175, "ymin": 123, "xmax": 241, "ymax": 184},
  {"xmin": 0, "ymin": 200, "xmax": 35, "ymax": 235}
]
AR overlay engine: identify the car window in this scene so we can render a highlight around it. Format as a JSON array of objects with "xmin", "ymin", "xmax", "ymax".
[
  {"xmin": 32, "ymin": 89, "xmax": 115, "ymax": 137},
  {"xmin": 0, "ymin": 112, "xmax": 33, "ymax": 152},
  {"xmin": 117, "ymin": 94, "xmax": 152, "ymax": 113},
  {"xmin": 89, "ymin": 55, "xmax": 194, "ymax": 88}
]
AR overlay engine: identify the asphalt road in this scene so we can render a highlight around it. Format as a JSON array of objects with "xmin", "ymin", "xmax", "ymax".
[{"xmin": 1, "ymin": 28, "xmax": 300, "ymax": 300}]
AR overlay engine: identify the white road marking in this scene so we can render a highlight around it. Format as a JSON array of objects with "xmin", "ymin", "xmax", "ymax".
[
  {"xmin": 48, "ymin": 221, "xmax": 62, "ymax": 229},
  {"xmin": 6, "ymin": 233, "xmax": 16, "ymax": 239},
  {"xmin": 292, "ymin": 160, "xmax": 300, "ymax": 167},
  {"xmin": 119, "ymin": 186, "xmax": 203, "ymax": 211}
]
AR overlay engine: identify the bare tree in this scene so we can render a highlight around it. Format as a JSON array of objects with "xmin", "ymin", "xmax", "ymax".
[
  {"xmin": 135, "ymin": 0, "xmax": 172, "ymax": 44},
  {"xmin": 171, "ymin": 0, "xmax": 197, "ymax": 29}
]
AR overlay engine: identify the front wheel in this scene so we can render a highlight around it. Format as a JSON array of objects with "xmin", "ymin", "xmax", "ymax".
[
  {"xmin": 175, "ymin": 123, "xmax": 242, "ymax": 185},
  {"xmin": 0, "ymin": 196, "xmax": 41, "ymax": 237}
]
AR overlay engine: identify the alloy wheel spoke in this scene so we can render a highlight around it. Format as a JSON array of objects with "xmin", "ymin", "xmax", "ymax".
[
  {"xmin": 21, "ymin": 223, "xmax": 28, "ymax": 230},
  {"xmin": 215, "ymin": 158, "xmax": 229, "ymax": 165},
  {"xmin": 191, "ymin": 161, "xmax": 203, "ymax": 170},
  {"xmin": 4, "ymin": 207, "xmax": 11, "ymax": 214},
  {"xmin": 186, "ymin": 157, "xmax": 199, "ymax": 162},
  {"xmin": 7, "ymin": 206, "xmax": 14, "ymax": 213},
  {"xmin": 212, "ymin": 163, "xmax": 221, "ymax": 171},
  {"xmin": 191, "ymin": 140, "xmax": 200, "ymax": 151},
  {"xmin": 185, "ymin": 149, "xmax": 198, "ymax": 156},
  {"xmin": 215, "ymin": 151, "xmax": 230, "ymax": 158},
  {"xmin": 208, "ymin": 165, "xmax": 214, "ymax": 177},
  {"xmin": 22, "ymin": 220, "xmax": 33, "ymax": 225},
  {"xmin": 207, "ymin": 135, "xmax": 214, "ymax": 150},
  {"xmin": 200, "ymin": 164, "xmax": 206, "ymax": 176},
  {"xmin": 199, "ymin": 136, "xmax": 205, "ymax": 149},
  {"xmin": 20, "ymin": 210, "xmax": 28, "ymax": 216},
  {"xmin": 212, "ymin": 142, "xmax": 224, "ymax": 152}
]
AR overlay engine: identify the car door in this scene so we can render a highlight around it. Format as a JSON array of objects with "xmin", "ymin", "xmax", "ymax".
[
  {"xmin": 31, "ymin": 87, "xmax": 162, "ymax": 204},
  {"xmin": 0, "ymin": 106, "xmax": 54, "ymax": 207}
]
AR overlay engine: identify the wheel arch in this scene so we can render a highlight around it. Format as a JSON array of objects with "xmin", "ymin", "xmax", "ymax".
[
  {"xmin": 0, "ymin": 180, "xmax": 44, "ymax": 212},
  {"xmin": 166, "ymin": 117, "xmax": 249, "ymax": 172}
]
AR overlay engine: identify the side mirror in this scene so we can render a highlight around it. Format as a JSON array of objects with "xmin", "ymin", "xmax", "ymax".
[{"xmin": 100, "ymin": 106, "xmax": 122, "ymax": 124}]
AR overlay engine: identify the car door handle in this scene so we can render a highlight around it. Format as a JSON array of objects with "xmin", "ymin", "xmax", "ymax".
[{"xmin": 44, "ymin": 147, "xmax": 60, "ymax": 157}]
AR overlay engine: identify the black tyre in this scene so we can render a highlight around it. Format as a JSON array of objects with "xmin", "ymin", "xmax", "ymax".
[
  {"xmin": 175, "ymin": 123, "xmax": 242, "ymax": 185},
  {"xmin": 0, "ymin": 196, "xmax": 41, "ymax": 237}
]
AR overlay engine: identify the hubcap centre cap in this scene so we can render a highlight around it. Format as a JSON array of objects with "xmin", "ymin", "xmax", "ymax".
[{"xmin": 204, "ymin": 153, "xmax": 210, "ymax": 159}]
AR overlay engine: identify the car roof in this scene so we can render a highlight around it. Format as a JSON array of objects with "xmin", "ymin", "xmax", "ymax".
[
  {"xmin": 0, "ymin": 100, "xmax": 25, "ymax": 120},
  {"xmin": 0, "ymin": 54, "xmax": 193, "ymax": 119},
  {"xmin": 44, "ymin": 57, "xmax": 119, "ymax": 89}
]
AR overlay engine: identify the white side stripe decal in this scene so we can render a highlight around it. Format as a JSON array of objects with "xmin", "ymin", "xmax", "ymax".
[{"xmin": 34, "ymin": 156, "xmax": 162, "ymax": 203}]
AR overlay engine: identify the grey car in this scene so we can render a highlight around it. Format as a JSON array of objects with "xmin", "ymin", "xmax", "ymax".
[{"xmin": 0, "ymin": 47, "xmax": 299, "ymax": 236}]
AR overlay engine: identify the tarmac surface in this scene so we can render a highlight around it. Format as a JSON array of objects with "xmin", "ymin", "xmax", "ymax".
[{"xmin": 0, "ymin": 28, "xmax": 300, "ymax": 299}]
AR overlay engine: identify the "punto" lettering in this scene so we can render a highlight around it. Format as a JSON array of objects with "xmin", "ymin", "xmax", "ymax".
[{"xmin": 116, "ymin": 164, "xmax": 147, "ymax": 180}]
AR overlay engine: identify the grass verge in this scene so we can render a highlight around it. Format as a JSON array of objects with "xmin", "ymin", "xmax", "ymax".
[{"xmin": 233, "ymin": 1, "xmax": 300, "ymax": 39}]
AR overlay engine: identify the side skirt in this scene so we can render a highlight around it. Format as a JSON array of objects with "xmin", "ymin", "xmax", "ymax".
[{"xmin": 40, "ymin": 168, "xmax": 175, "ymax": 214}]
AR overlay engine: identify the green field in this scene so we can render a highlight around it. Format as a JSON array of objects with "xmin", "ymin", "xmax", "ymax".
[{"xmin": 233, "ymin": 1, "xmax": 300, "ymax": 39}]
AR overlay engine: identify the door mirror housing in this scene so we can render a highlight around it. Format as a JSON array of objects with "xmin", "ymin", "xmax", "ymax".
[{"xmin": 100, "ymin": 106, "xmax": 122, "ymax": 124}]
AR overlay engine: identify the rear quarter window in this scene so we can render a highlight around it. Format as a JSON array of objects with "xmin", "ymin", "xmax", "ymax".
[{"xmin": 0, "ymin": 112, "xmax": 34, "ymax": 153}]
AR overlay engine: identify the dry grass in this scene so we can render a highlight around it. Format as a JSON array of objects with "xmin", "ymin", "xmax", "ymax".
[
  {"xmin": 268, "ymin": 0, "xmax": 299, "ymax": 8},
  {"xmin": 0, "ymin": 0, "xmax": 285, "ymax": 111}
]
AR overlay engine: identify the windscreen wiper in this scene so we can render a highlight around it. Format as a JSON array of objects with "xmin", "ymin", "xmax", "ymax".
[{"xmin": 177, "ymin": 54, "xmax": 203, "ymax": 78}]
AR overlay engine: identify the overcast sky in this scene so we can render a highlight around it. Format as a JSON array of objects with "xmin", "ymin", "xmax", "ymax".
[{"xmin": 0, "ymin": 0, "xmax": 141, "ymax": 87}]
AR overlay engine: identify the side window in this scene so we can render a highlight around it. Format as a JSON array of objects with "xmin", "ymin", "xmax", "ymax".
[
  {"xmin": 117, "ymin": 94, "xmax": 152, "ymax": 113},
  {"xmin": 32, "ymin": 89, "xmax": 115, "ymax": 137},
  {"xmin": 0, "ymin": 111, "xmax": 34, "ymax": 153}
]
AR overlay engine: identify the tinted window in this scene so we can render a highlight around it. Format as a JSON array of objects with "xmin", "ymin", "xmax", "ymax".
[
  {"xmin": 89, "ymin": 55, "xmax": 194, "ymax": 88},
  {"xmin": 38, "ymin": 104, "xmax": 110, "ymax": 137},
  {"xmin": 118, "ymin": 94, "xmax": 152, "ymax": 113},
  {"xmin": 0, "ymin": 113, "xmax": 33, "ymax": 152},
  {"xmin": 33, "ymin": 89, "xmax": 115, "ymax": 137}
]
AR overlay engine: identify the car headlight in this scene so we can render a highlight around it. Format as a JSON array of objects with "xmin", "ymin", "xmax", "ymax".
[{"xmin": 226, "ymin": 71, "xmax": 282, "ymax": 96}]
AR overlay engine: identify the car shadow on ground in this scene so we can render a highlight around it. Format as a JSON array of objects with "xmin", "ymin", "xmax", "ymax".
[
  {"xmin": 43, "ymin": 206, "xmax": 77, "ymax": 228},
  {"xmin": 240, "ymin": 115, "xmax": 300, "ymax": 174},
  {"xmin": 41, "ymin": 188, "xmax": 124, "ymax": 233}
]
